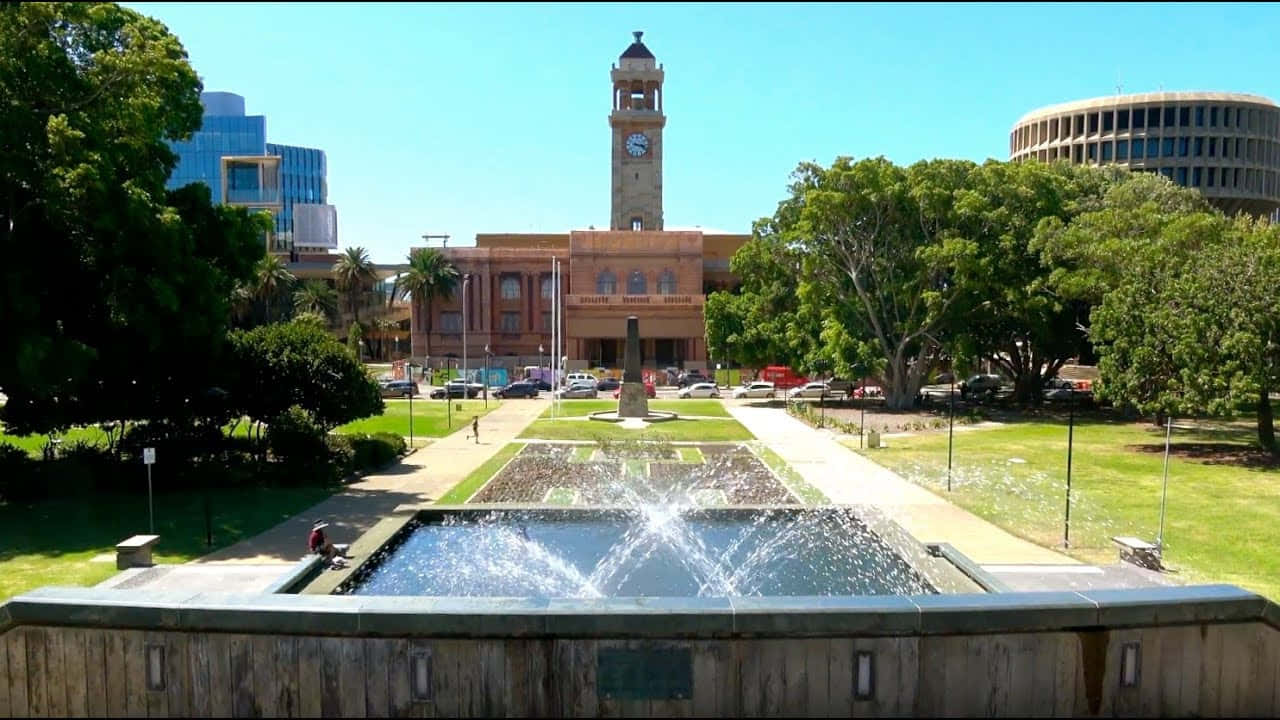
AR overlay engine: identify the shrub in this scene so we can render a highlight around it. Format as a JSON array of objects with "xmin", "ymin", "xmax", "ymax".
[
  {"xmin": 267, "ymin": 405, "xmax": 328, "ymax": 470},
  {"xmin": 335, "ymin": 432, "xmax": 407, "ymax": 474},
  {"xmin": 0, "ymin": 442, "xmax": 35, "ymax": 501}
]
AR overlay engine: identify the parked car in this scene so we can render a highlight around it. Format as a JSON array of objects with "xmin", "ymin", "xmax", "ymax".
[
  {"xmin": 758, "ymin": 365, "xmax": 808, "ymax": 390},
  {"xmin": 1043, "ymin": 377, "xmax": 1094, "ymax": 404},
  {"xmin": 596, "ymin": 377, "xmax": 621, "ymax": 392},
  {"xmin": 824, "ymin": 378, "xmax": 856, "ymax": 397},
  {"xmin": 565, "ymin": 372, "xmax": 598, "ymax": 388},
  {"xmin": 786, "ymin": 382, "xmax": 837, "ymax": 400},
  {"xmin": 494, "ymin": 382, "xmax": 539, "ymax": 399},
  {"xmin": 379, "ymin": 380, "xmax": 420, "ymax": 398},
  {"xmin": 430, "ymin": 379, "xmax": 481, "ymax": 399},
  {"xmin": 960, "ymin": 374, "xmax": 1004, "ymax": 399},
  {"xmin": 678, "ymin": 382, "xmax": 720, "ymax": 399},
  {"xmin": 852, "ymin": 385, "xmax": 883, "ymax": 399},
  {"xmin": 732, "ymin": 381, "xmax": 776, "ymax": 399},
  {"xmin": 677, "ymin": 369, "xmax": 709, "ymax": 388},
  {"xmin": 529, "ymin": 378, "xmax": 553, "ymax": 392},
  {"xmin": 611, "ymin": 381, "xmax": 656, "ymax": 399},
  {"xmin": 917, "ymin": 384, "xmax": 960, "ymax": 408},
  {"xmin": 556, "ymin": 381, "xmax": 598, "ymax": 399}
]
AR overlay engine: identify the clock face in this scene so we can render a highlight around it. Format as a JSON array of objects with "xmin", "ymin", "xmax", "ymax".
[{"xmin": 625, "ymin": 133, "xmax": 649, "ymax": 157}]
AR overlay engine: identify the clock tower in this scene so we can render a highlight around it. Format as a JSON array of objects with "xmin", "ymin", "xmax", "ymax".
[{"xmin": 610, "ymin": 31, "xmax": 665, "ymax": 231}]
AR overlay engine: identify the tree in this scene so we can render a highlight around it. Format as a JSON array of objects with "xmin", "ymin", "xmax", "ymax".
[
  {"xmin": 765, "ymin": 157, "xmax": 982, "ymax": 409},
  {"xmin": 293, "ymin": 279, "xmax": 338, "ymax": 325},
  {"xmin": 348, "ymin": 321, "xmax": 364, "ymax": 360},
  {"xmin": 395, "ymin": 248, "xmax": 460, "ymax": 358},
  {"xmin": 254, "ymin": 253, "xmax": 295, "ymax": 324},
  {"xmin": 333, "ymin": 246, "xmax": 377, "ymax": 328},
  {"xmin": 227, "ymin": 319, "xmax": 383, "ymax": 438},
  {"xmin": 0, "ymin": 4, "xmax": 262, "ymax": 435},
  {"xmin": 944, "ymin": 161, "xmax": 1114, "ymax": 404}
]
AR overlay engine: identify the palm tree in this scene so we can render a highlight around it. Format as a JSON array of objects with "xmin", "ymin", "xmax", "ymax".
[
  {"xmin": 292, "ymin": 279, "xmax": 339, "ymax": 325},
  {"xmin": 395, "ymin": 248, "xmax": 460, "ymax": 359},
  {"xmin": 333, "ymin": 246, "xmax": 377, "ymax": 329},
  {"xmin": 254, "ymin": 254, "xmax": 295, "ymax": 324}
]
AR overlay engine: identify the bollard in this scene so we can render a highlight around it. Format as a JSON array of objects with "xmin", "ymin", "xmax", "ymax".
[{"xmin": 867, "ymin": 430, "xmax": 881, "ymax": 449}]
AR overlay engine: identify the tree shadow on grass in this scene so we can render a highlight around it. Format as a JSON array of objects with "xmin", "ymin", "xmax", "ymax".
[{"xmin": 1126, "ymin": 441, "xmax": 1280, "ymax": 470}]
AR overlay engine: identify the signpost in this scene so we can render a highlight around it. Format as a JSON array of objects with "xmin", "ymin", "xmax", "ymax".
[
  {"xmin": 946, "ymin": 377, "xmax": 955, "ymax": 492},
  {"xmin": 143, "ymin": 447, "xmax": 156, "ymax": 533}
]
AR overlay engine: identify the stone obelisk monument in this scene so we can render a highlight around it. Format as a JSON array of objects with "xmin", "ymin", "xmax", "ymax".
[{"xmin": 618, "ymin": 315, "xmax": 650, "ymax": 418}]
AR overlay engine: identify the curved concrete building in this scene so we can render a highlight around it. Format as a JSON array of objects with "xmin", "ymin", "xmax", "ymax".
[{"xmin": 1010, "ymin": 92, "xmax": 1280, "ymax": 216}]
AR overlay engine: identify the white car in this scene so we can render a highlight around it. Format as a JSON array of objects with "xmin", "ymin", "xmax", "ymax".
[
  {"xmin": 564, "ymin": 372, "xmax": 598, "ymax": 388},
  {"xmin": 678, "ymin": 382, "xmax": 720, "ymax": 399},
  {"xmin": 732, "ymin": 381, "xmax": 776, "ymax": 399},
  {"xmin": 786, "ymin": 382, "xmax": 835, "ymax": 399}
]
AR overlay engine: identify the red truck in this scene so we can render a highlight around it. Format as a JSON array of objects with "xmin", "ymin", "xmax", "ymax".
[{"xmin": 758, "ymin": 365, "xmax": 808, "ymax": 390}]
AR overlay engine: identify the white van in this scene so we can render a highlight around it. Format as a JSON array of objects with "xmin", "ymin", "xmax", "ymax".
[{"xmin": 565, "ymin": 372, "xmax": 598, "ymax": 388}]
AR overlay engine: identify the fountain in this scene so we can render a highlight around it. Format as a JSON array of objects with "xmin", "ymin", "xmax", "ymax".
[{"xmin": 589, "ymin": 315, "xmax": 677, "ymax": 425}]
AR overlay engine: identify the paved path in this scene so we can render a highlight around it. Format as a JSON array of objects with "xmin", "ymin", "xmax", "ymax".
[
  {"xmin": 726, "ymin": 405, "xmax": 1077, "ymax": 565},
  {"xmin": 195, "ymin": 399, "xmax": 548, "ymax": 565}
]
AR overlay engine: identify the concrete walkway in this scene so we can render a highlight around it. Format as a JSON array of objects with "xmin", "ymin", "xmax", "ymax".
[
  {"xmin": 195, "ymin": 399, "xmax": 548, "ymax": 565},
  {"xmin": 726, "ymin": 405, "xmax": 1077, "ymax": 565}
]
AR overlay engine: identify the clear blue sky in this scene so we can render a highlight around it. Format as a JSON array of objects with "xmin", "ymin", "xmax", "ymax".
[{"xmin": 126, "ymin": 2, "xmax": 1280, "ymax": 264}]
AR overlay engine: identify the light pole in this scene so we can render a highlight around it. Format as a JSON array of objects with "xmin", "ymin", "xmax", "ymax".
[
  {"xmin": 1064, "ymin": 383, "xmax": 1076, "ymax": 548},
  {"xmin": 483, "ymin": 344, "xmax": 491, "ymax": 409},
  {"xmin": 1156, "ymin": 414, "xmax": 1173, "ymax": 557},
  {"xmin": 859, "ymin": 368, "xmax": 867, "ymax": 449},
  {"xmin": 461, "ymin": 273, "xmax": 471, "ymax": 395},
  {"xmin": 446, "ymin": 357, "xmax": 454, "ymax": 429},
  {"xmin": 947, "ymin": 373, "xmax": 956, "ymax": 492},
  {"xmin": 408, "ymin": 361, "xmax": 415, "ymax": 449}
]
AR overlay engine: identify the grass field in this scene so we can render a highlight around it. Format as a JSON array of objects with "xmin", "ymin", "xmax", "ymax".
[
  {"xmin": 335, "ymin": 398, "xmax": 499, "ymax": 438},
  {"xmin": 435, "ymin": 442, "xmax": 524, "ymax": 504},
  {"xmin": 539, "ymin": 399, "xmax": 730, "ymax": 418},
  {"xmin": 0, "ymin": 426, "xmax": 111, "ymax": 458},
  {"xmin": 848, "ymin": 420, "xmax": 1280, "ymax": 601},
  {"xmin": 750, "ymin": 443, "xmax": 829, "ymax": 504},
  {"xmin": 518, "ymin": 418, "xmax": 754, "ymax": 442},
  {"xmin": 0, "ymin": 484, "xmax": 337, "ymax": 601}
]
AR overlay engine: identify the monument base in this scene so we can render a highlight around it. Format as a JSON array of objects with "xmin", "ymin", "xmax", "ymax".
[{"xmin": 617, "ymin": 383, "xmax": 650, "ymax": 418}]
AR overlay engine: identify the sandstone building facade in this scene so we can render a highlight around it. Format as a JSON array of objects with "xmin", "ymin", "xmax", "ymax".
[{"xmin": 409, "ymin": 33, "xmax": 748, "ymax": 371}]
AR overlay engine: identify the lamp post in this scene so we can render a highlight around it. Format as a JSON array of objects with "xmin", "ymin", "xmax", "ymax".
[
  {"xmin": 461, "ymin": 274, "xmax": 471, "ymax": 394},
  {"xmin": 1064, "ymin": 383, "xmax": 1076, "ymax": 548},
  {"xmin": 947, "ymin": 374, "xmax": 956, "ymax": 492},
  {"xmin": 408, "ymin": 361, "xmax": 415, "ymax": 449},
  {"xmin": 1156, "ymin": 414, "xmax": 1173, "ymax": 557},
  {"xmin": 860, "ymin": 368, "xmax": 867, "ymax": 449},
  {"xmin": 539, "ymin": 344, "xmax": 545, "ymax": 374},
  {"xmin": 446, "ymin": 357, "xmax": 453, "ymax": 429},
  {"xmin": 483, "ymin": 344, "xmax": 491, "ymax": 409}
]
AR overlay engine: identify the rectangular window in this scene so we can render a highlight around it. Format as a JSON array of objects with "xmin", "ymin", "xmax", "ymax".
[
  {"xmin": 1164, "ymin": 107, "xmax": 1176, "ymax": 127},
  {"xmin": 1073, "ymin": 144, "xmax": 1083, "ymax": 163},
  {"xmin": 1178, "ymin": 137, "xmax": 1190, "ymax": 157},
  {"xmin": 1149, "ymin": 107, "xmax": 1161, "ymax": 129},
  {"xmin": 1103, "ymin": 111, "xmax": 1114, "ymax": 132},
  {"xmin": 1209, "ymin": 137, "xmax": 1217, "ymax": 157},
  {"xmin": 1208, "ymin": 167, "xmax": 1216, "ymax": 187},
  {"xmin": 1195, "ymin": 106, "xmax": 1205, "ymax": 127},
  {"xmin": 1176, "ymin": 167, "xmax": 1189, "ymax": 186},
  {"xmin": 1101, "ymin": 142, "xmax": 1113, "ymax": 161},
  {"xmin": 1224, "ymin": 107, "xmax": 1233, "ymax": 128},
  {"xmin": 1179, "ymin": 107, "xmax": 1191, "ymax": 127},
  {"xmin": 500, "ymin": 312, "xmax": 520, "ymax": 333},
  {"xmin": 1073, "ymin": 114, "xmax": 1084, "ymax": 137},
  {"xmin": 1133, "ymin": 108, "xmax": 1146, "ymax": 129},
  {"xmin": 1194, "ymin": 137, "xmax": 1204, "ymax": 157},
  {"xmin": 500, "ymin": 275, "xmax": 521, "ymax": 300},
  {"xmin": 1193, "ymin": 167, "xmax": 1202, "ymax": 186},
  {"xmin": 631, "ymin": 217, "xmax": 643, "ymax": 231},
  {"xmin": 1116, "ymin": 140, "xmax": 1129, "ymax": 161},
  {"xmin": 1049, "ymin": 118, "xmax": 1058, "ymax": 141},
  {"xmin": 1117, "ymin": 109, "xmax": 1129, "ymax": 131},
  {"xmin": 1250, "ymin": 109, "xmax": 1259, "ymax": 131},
  {"xmin": 1087, "ymin": 143, "xmax": 1097, "ymax": 162},
  {"xmin": 542, "ymin": 311, "xmax": 552, "ymax": 331},
  {"xmin": 1160, "ymin": 167, "xmax": 1174, "ymax": 180},
  {"xmin": 1210, "ymin": 106, "xmax": 1219, "ymax": 127},
  {"xmin": 541, "ymin": 275, "xmax": 553, "ymax": 300},
  {"xmin": 1147, "ymin": 138, "xmax": 1159, "ymax": 158},
  {"xmin": 1249, "ymin": 139, "xmax": 1257, "ymax": 161},
  {"xmin": 1162, "ymin": 138, "xmax": 1175, "ymax": 157},
  {"xmin": 1088, "ymin": 113, "xmax": 1099, "ymax": 134},
  {"xmin": 440, "ymin": 312, "xmax": 462, "ymax": 333}
]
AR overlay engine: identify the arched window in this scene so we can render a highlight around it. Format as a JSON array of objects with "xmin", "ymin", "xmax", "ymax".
[
  {"xmin": 627, "ymin": 270, "xmax": 647, "ymax": 295},
  {"xmin": 596, "ymin": 271, "xmax": 617, "ymax": 295},
  {"xmin": 657, "ymin": 270, "xmax": 677, "ymax": 295}
]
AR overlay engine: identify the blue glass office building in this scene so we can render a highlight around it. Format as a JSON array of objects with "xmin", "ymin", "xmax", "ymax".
[
  {"xmin": 166, "ymin": 92, "xmax": 266, "ymax": 198},
  {"xmin": 267, "ymin": 142, "xmax": 328, "ymax": 247}
]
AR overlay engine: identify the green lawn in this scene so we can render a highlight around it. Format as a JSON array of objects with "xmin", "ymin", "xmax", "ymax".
[
  {"xmin": 0, "ymin": 426, "xmax": 111, "ymax": 458},
  {"xmin": 750, "ymin": 443, "xmax": 829, "ymax": 504},
  {"xmin": 848, "ymin": 420, "xmax": 1280, "ymax": 601},
  {"xmin": 335, "ymin": 398, "xmax": 499, "ymax": 438},
  {"xmin": 518, "ymin": 418, "xmax": 754, "ymax": 442},
  {"xmin": 540, "ymin": 399, "xmax": 730, "ymax": 418},
  {"xmin": 436, "ymin": 442, "xmax": 524, "ymax": 504},
  {"xmin": 0, "ymin": 484, "xmax": 337, "ymax": 601}
]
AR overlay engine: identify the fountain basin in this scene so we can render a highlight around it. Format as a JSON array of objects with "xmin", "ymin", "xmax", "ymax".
[
  {"xmin": 333, "ymin": 506, "xmax": 975, "ymax": 597},
  {"xmin": 587, "ymin": 409, "xmax": 678, "ymax": 424}
]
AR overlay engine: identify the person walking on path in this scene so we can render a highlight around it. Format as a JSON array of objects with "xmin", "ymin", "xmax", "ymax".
[{"xmin": 470, "ymin": 415, "xmax": 479, "ymax": 444}]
